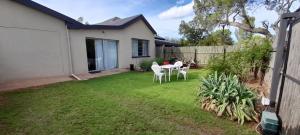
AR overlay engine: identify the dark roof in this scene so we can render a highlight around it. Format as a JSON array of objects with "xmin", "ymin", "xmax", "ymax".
[
  {"xmin": 154, "ymin": 35, "xmax": 180, "ymax": 47},
  {"xmin": 98, "ymin": 17, "xmax": 122, "ymax": 25},
  {"xmin": 12, "ymin": 0, "xmax": 157, "ymax": 34},
  {"xmin": 71, "ymin": 15, "xmax": 157, "ymax": 34},
  {"xmin": 97, "ymin": 15, "xmax": 141, "ymax": 26},
  {"xmin": 154, "ymin": 35, "xmax": 166, "ymax": 40},
  {"xmin": 13, "ymin": 0, "xmax": 81, "ymax": 26},
  {"xmin": 155, "ymin": 39, "xmax": 180, "ymax": 47}
]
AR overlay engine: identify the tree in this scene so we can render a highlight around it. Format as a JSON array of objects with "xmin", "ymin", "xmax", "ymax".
[
  {"xmin": 235, "ymin": 17, "xmax": 255, "ymax": 41},
  {"xmin": 77, "ymin": 17, "xmax": 84, "ymax": 24},
  {"xmin": 179, "ymin": 38, "xmax": 190, "ymax": 46},
  {"xmin": 191, "ymin": 0, "xmax": 298, "ymax": 38},
  {"xmin": 265, "ymin": 0, "xmax": 298, "ymax": 30},
  {"xmin": 200, "ymin": 29, "xmax": 234, "ymax": 46},
  {"xmin": 193, "ymin": 0, "xmax": 272, "ymax": 37},
  {"xmin": 179, "ymin": 20, "xmax": 207, "ymax": 45},
  {"xmin": 77, "ymin": 17, "xmax": 90, "ymax": 25},
  {"xmin": 179, "ymin": 21, "xmax": 234, "ymax": 46}
]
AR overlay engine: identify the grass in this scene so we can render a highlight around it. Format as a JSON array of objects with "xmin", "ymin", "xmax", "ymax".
[{"xmin": 0, "ymin": 69, "xmax": 257, "ymax": 135}]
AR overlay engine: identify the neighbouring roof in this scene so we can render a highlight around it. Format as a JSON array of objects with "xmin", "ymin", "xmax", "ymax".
[
  {"xmin": 96, "ymin": 16, "xmax": 143, "ymax": 26},
  {"xmin": 155, "ymin": 36, "xmax": 180, "ymax": 47},
  {"xmin": 98, "ymin": 17, "xmax": 122, "ymax": 25},
  {"xmin": 12, "ymin": 0, "xmax": 157, "ymax": 34},
  {"xmin": 155, "ymin": 39, "xmax": 180, "ymax": 47},
  {"xmin": 154, "ymin": 35, "xmax": 166, "ymax": 40},
  {"xmin": 80, "ymin": 15, "xmax": 156, "ymax": 34}
]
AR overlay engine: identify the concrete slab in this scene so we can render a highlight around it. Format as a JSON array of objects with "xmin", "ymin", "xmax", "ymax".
[{"xmin": 0, "ymin": 68, "xmax": 129, "ymax": 92}]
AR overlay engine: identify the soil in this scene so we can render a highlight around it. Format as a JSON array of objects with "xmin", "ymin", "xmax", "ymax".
[{"xmin": 245, "ymin": 75, "xmax": 270, "ymax": 97}]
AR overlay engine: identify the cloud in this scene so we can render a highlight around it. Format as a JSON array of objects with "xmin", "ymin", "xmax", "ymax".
[
  {"xmin": 158, "ymin": 1, "xmax": 194, "ymax": 20},
  {"xmin": 176, "ymin": 0, "xmax": 185, "ymax": 5}
]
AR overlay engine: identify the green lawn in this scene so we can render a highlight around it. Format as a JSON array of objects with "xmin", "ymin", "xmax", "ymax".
[{"xmin": 0, "ymin": 69, "xmax": 257, "ymax": 135}]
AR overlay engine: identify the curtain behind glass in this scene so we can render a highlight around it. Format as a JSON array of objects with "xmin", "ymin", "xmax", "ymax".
[
  {"xmin": 103, "ymin": 40, "xmax": 117, "ymax": 70},
  {"xmin": 95, "ymin": 40, "xmax": 104, "ymax": 71},
  {"xmin": 142, "ymin": 40, "xmax": 149, "ymax": 56},
  {"xmin": 132, "ymin": 39, "xmax": 138, "ymax": 57}
]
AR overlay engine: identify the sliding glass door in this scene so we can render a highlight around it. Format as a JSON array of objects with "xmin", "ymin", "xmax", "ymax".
[
  {"xmin": 87, "ymin": 39, "xmax": 118, "ymax": 72},
  {"xmin": 95, "ymin": 40, "xmax": 105, "ymax": 71},
  {"xmin": 103, "ymin": 40, "xmax": 118, "ymax": 70}
]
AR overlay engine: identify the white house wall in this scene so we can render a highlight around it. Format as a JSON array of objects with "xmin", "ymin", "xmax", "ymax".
[
  {"xmin": 0, "ymin": 0, "xmax": 70, "ymax": 83},
  {"xmin": 69, "ymin": 20, "xmax": 155, "ymax": 74},
  {"xmin": 0, "ymin": 0, "xmax": 156, "ymax": 83}
]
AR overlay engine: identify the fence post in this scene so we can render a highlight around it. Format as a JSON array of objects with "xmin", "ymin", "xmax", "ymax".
[
  {"xmin": 269, "ymin": 17, "xmax": 289, "ymax": 107},
  {"xmin": 223, "ymin": 45, "xmax": 226, "ymax": 62},
  {"xmin": 163, "ymin": 45, "xmax": 166, "ymax": 60},
  {"xmin": 194, "ymin": 48, "xmax": 198, "ymax": 65}
]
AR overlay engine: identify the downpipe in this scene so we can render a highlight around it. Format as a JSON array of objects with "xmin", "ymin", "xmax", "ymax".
[{"xmin": 65, "ymin": 24, "xmax": 81, "ymax": 81}]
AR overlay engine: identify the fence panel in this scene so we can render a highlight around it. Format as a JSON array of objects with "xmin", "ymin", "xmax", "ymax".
[
  {"xmin": 277, "ymin": 19, "xmax": 300, "ymax": 135},
  {"xmin": 156, "ymin": 45, "xmax": 241, "ymax": 65}
]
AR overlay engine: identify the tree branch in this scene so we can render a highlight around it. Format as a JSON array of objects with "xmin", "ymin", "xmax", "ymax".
[
  {"xmin": 229, "ymin": 21, "xmax": 272, "ymax": 37},
  {"xmin": 240, "ymin": 4, "xmax": 253, "ymax": 28}
]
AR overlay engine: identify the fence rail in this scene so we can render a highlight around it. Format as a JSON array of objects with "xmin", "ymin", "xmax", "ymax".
[{"xmin": 156, "ymin": 45, "xmax": 241, "ymax": 65}]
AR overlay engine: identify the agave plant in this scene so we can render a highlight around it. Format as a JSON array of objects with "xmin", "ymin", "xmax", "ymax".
[{"xmin": 199, "ymin": 71, "xmax": 258, "ymax": 125}]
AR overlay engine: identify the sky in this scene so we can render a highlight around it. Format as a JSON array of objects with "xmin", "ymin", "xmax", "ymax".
[{"xmin": 33, "ymin": 0, "xmax": 299, "ymax": 40}]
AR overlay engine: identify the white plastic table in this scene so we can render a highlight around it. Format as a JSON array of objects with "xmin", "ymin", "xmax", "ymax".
[{"xmin": 160, "ymin": 64, "xmax": 177, "ymax": 81}]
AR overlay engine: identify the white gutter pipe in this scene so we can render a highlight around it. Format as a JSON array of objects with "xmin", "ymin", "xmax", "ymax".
[{"xmin": 65, "ymin": 24, "xmax": 81, "ymax": 80}]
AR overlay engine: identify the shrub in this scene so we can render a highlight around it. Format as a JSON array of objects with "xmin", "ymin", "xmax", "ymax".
[
  {"xmin": 226, "ymin": 51, "xmax": 251, "ymax": 81},
  {"xmin": 169, "ymin": 57, "xmax": 177, "ymax": 64},
  {"xmin": 140, "ymin": 58, "xmax": 165, "ymax": 71},
  {"xmin": 199, "ymin": 72, "xmax": 258, "ymax": 125},
  {"xmin": 208, "ymin": 52, "xmax": 250, "ymax": 81},
  {"xmin": 243, "ymin": 38, "xmax": 272, "ymax": 82},
  {"xmin": 155, "ymin": 58, "xmax": 164, "ymax": 65},
  {"xmin": 207, "ymin": 55, "xmax": 231, "ymax": 74},
  {"xmin": 208, "ymin": 36, "xmax": 272, "ymax": 83},
  {"xmin": 140, "ymin": 60, "xmax": 153, "ymax": 71}
]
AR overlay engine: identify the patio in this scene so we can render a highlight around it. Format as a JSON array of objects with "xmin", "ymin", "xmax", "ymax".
[
  {"xmin": 0, "ymin": 69, "xmax": 256, "ymax": 135},
  {"xmin": 0, "ymin": 69, "xmax": 128, "ymax": 92}
]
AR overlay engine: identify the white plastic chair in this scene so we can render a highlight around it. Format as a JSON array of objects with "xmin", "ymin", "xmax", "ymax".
[
  {"xmin": 177, "ymin": 63, "xmax": 190, "ymax": 80},
  {"xmin": 152, "ymin": 61, "xmax": 159, "ymax": 65},
  {"xmin": 151, "ymin": 65, "xmax": 166, "ymax": 84},
  {"xmin": 152, "ymin": 61, "xmax": 160, "ymax": 81},
  {"xmin": 171, "ymin": 61, "xmax": 183, "ymax": 74}
]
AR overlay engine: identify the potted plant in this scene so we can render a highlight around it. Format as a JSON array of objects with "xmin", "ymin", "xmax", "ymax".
[{"xmin": 163, "ymin": 60, "xmax": 169, "ymax": 65}]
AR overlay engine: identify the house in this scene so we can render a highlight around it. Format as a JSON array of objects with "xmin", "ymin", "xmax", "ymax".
[
  {"xmin": 155, "ymin": 36, "xmax": 180, "ymax": 47},
  {"xmin": 0, "ymin": 0, "xmax": 157, "ymax": 84}
]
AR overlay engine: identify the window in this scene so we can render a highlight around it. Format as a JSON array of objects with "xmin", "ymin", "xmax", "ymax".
[{"xmin": 132, "ymin": 39, "xmax": 149, "ymax": 57}]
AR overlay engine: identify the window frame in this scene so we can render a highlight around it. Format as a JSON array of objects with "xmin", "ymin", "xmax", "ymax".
[{"xmin": 131, "ymin": 38, "xmax": 150, "ymax": 58}]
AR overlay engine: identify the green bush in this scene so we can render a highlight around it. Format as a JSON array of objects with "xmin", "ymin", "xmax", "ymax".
[
  {"xmin": 243, "ymin": 38, "xmax": 272, "ymax": 81},
  {"xmin": 155, "ymin": 58, "xmax": 164, "ymax": 65},
  {"xmin": 208, "ymin": 36, "xmax": 272, "ymax": 82},
  {"xmin": 140, "ymin": 60, "xmax": 153, "ymax": 71},
  {"xmin": 207, "ymin": 56, "xmax": 230, "ymax": 74},
  {"xmin": 208, "ymin": 52, "xmax": 250, "ymax": 81},
  {"xmin": 199, "ymin": 72, "xmax": 258, "ymax": 125},
  {"xmin": 226, "ymin": 51, "xmax": 251, "ymax": 81},
  {"xmin": 169, "ymin": 57, "xmax": 177, "ymax": 64},
  {"xmin": 140, "ymin": 58, "xmax": 165, "ymax": 71}
]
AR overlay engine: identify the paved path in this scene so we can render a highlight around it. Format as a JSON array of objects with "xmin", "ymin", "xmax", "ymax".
[{"xmin": 0, "ymin": 69, "xmax": 129, "ymax": 92}]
